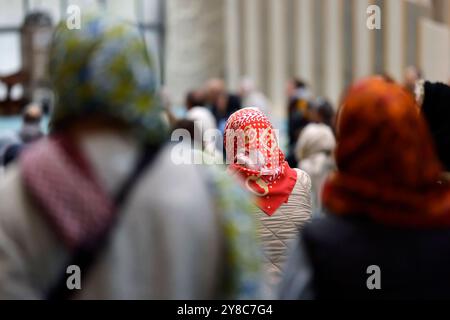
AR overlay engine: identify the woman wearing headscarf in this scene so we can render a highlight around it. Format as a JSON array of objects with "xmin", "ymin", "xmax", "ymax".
[
  {"xmin": 224, "ymin": 108, "xmax": 312, "ymax": 296},
  {"xmin": 295, "ymin": 123, "xmax": 336, "ymax": 217},
  {"xmin": 0, "ymin": 15, "xmax": 262, "ymax": 299},
  {"xmin": 280, "ymin": 77, "xmax": 450, "ymax": 300},
  {"xmin": 186, "ymin": 106, "xmax": 223, "ymax": 161}
]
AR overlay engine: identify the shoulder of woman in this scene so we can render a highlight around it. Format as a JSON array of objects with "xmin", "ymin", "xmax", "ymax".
[{"xmin": 293, "ymin": 168, "xmax": 312, "ymax": 192}]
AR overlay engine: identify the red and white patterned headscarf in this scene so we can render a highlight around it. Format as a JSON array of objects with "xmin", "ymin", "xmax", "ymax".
[{"xmin": 224, "ymin": 108, "xmax": 298, "ymax": 216}]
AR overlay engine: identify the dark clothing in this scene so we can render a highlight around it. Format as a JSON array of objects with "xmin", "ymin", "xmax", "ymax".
[
  {"xmin": 19, "ymin": 124, "xmax": 44, "ymax": 144},
  {"xmin": 285, "ymin": 213, "xmax": 450, "ymax": 299},
  {"xmin": 3, "ymin": 144, "xmax": 22, "ymax": 167},
  {"xmin": 422, "ymin": 82, "xmax": 450, "ymax": 171},
  {"xmin": 2, "ymin": 125, "xmax": 43, "ymax": 167},
  {"xmin": 288, "ymin": 98, "xmax": 309, "ymax": 147},
  {"xmin": 210, "ymin": 94, "xmax": 241, "ymax": 129},
  {"xmin": 287, "ymin": 98, "xmax": 310, "ymax": 167}
]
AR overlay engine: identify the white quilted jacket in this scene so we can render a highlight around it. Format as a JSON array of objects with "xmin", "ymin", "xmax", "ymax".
[{"xmin": 253, "ymin": 169, "xmax": 312, "ymax": 295}]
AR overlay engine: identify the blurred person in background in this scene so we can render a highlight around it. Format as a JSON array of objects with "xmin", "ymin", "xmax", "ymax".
[
  {"xmin": 1, "ymin": 103, "xmax": 45, "ymax": 168},
  {"xmin": 310, "ymin": 98, "xmax": 336, "ymax": 131},
  {"xmin": 185, "ymin": 105, "xmax": 223, "ymax": 161},
  {"xmin": 415, "ymin": 80, "xmax": 450, "ymax": 177},
  {"xmin": 0, "ymin": 132, "xmax": 21, "ymax": 171},
  {"xmin": 186, "ymin": 89, "xmax": 206, "ymax": 111},
  {"xmin": 160, "ymin": 87, "xmax": 207, "ymax": 127},
  {"xmin": 170, "ymin": 89, "xmax": 222, "ymax": 162},
  {"xmin": 224, "ymin": 108, "xmax": 312, "ymax": 297},
  {"xmin": 286, "ymin": 78, "xmax": 313, "ymax": 168},
  {"xmin": 2, "ymin": 144, "xmax": 22, "ymax": 168},
  {"xmin": 0, "ymin": 15, "xmax": 263, "ymax": 300},
  {"xmin": 239, "ymin": 77, "xmax": 270, "ymax": 117},
  {"xmin": 403, "ymin": 66, "xmax": 422, "ymax": 96},
  {"xmin": 281, "ymin": 77, "xmax": 450, "ymax": 299},
  {"xmin": 205, "ymin": 78, "xmax": 241, "ymax": 133},
  {"xmin": 19, "ymin": 103, "xmax": 44, "ymax": 144},
  {"xmin": 295, "ymin": 123, "xmax": 336, "ymax": 217},
  {"xmin": 286, "ymin": 78, "xmax": 312, "ymax": 102}
]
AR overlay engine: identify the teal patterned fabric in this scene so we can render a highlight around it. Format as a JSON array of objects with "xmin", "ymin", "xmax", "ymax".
[
  {"xmin": 49, "ymin": 14, "xmax": 167, "ymax": 144},
  {"xmin": 206, "ymin": 164, "xmax": 264, "ymax": 299}
]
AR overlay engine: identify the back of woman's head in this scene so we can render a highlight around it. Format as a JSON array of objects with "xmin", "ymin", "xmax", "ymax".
[
  {"xmin": 336, "ymin": 77, "xmax": 441, "ymax": 188},
  {"xmin": 48, "ymin": 14, "xmax": 167, "ymax": 145},
  {"xmin": 297, "ymin": 123, "xmax": 335, "ymax": 161},
  {"xmin": 323, "ymin": 77, "xmax": 450, "ymax": 227}
]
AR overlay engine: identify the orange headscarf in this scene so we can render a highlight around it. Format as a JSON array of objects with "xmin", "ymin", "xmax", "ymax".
[{"xmin": 323, "ymin": 77, "xmax": 450, "ymax": 228}]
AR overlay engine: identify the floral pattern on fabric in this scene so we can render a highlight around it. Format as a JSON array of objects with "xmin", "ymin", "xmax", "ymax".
[
  {"xmin": 205, "ymin": 164, "xmax": 263, "ymax": 299},
  {"xmin": 49, "ymin": 14, "xmax": 167, "ymax": 145}
]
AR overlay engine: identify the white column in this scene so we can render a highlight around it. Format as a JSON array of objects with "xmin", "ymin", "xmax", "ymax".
[
  {"xmin": 165, "ymin": 0, "xmax": 225, "ymax": 105},
  {"xmin": 385, "ymin": 0, "xmax": 404, "ymax": 82},
  {"xmin": 419, "ymin": 18, "xmax": 450, "ymax": 83},
  {"xmin": 444, "ymin": 0, "xmax": 450, "ymax": 30},
  {"xmin": 353, "ymin": 0, "xmax": 374, "ymax": 79},
  {"xmin": 225, "ymin": 0, "xmax": 241, "ymax": 91},
  {"xmin": 323, "ymin": 0, "xmax": 343, "ymax": 107},
  {"xmin": 269, "ymin": 0, "xmax": 287, "ymax": 116},
  {"xmin": 243, "ymin": 0, "xmax": 262, "ymax": 89},
  {"xmin": 295, "ymin": 0, "xmax": 314, "ymax": 86}
]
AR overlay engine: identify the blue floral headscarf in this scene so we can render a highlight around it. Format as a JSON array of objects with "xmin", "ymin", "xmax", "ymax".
[{"xmin": 49, "ymin": 14, "xmax": 167, "ymax": 145}]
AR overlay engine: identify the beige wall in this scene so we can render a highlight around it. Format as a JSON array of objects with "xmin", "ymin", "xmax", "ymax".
[
  {"xmin": 419, "ymin": 18, "xmax": 450, "ymax": 82},
  {"xmin": 165, "ymin": 0, "xmax": 450, "ymax": 108},
  {"xmin": 165, "ymin": 0, "xmax": 225, "ymax": 105},
  {"xmin": 385, "ymin": 0, "xmax": 405, "ymax": 82}
]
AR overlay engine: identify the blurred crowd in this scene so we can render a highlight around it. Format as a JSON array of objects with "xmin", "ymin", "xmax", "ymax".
[{"xmin": 0, "ymin": 15, "xmax": 450, "ymax": 300}]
